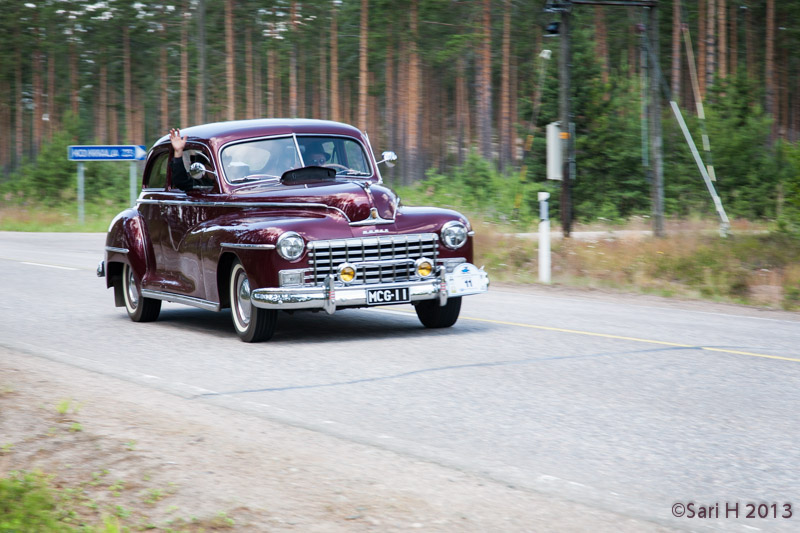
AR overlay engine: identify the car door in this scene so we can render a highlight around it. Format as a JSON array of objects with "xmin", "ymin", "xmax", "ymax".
[{"xmin": 159, "ymin": 143, "xmax": 219, "ymax": 298}]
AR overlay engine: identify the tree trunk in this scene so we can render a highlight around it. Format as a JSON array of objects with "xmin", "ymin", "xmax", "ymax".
[
  {"xmin": 499, "ymin": 0, "xmax": 512, "ymax": 170},
  {"xmin": 255, "ymin": 42, "xmax": 262, "ymax": 117},
  {"xmin": 706, "ymin": 0, "xmax": 715, "ymax": 93},
  {"xmin": 698, "ymin": 0, "xmax": 706, "ymax": 97},
  {"xmin": 245, "ymin": 25, "xmax": 254, "ymax": 118},
  {"xmin": 477, "ymin": 0, "xmax": 492, "ymax": 162},
  {"xmin": 671, "ymin": 0, "xmax": 681, "ymax": 101},
  {"xmin": 134, "ymin": 84, "xmax": 144, "ymax": 146},
  {"xmin": 196, "ymin": 0, "xmax": 207, "ymax": 124},
  {"xmin": 123, "ymin": 26, "xmax": 133, "ymax": 143},
  {"xmin": 406, "ymin": 0, "xmax": 421, "ymax": 184},
  {"xmin": 596, "ymin": 6, "xmax": 609, "ymax": 88},
  {"xmin": 729, "ymin": 0, "xmax": 737, "ymax": 77},
  {"xmin": 358, "ymin": 0, "xmax": 368, "ymax": 132},
  {"xmin": 746, "ymin": 0, "xmax": 754, "ymax": 81},
  {"xmin": 718, "ymin": 0, "xmax": 727, "ymax": 80},
  {"xmin": 160, "ymin": 29, "xmax": 169, "ymax": 132},
  {"xmin": 1, "ymin": 81, "xmax": 9, "ymax": 170},
  {"xmin": 70, "ymin": 41, "xmax": 79, "ymax": 119},
  {"xmin": 343, "ymin": 82, "xmax": 351, "ymax": 125},
  {"xmin": 289, "ymin": 1, "xmax": 298, "ymax": 118},
  {"xmin": 98, "ymin": 64, "xmax": 107, "ymax": 142},
  {"xmin": 779, "ymin": 45, "xmax": 788, "ymax": 139},
  {"xmin": 368, "ymin": 71, "xmax": 377, "ymax": 142},
  {"xmin": 319, "ymin": 34, "xmax": 328, "ymax": 119},
  {"xmin": 109, "ymin": 87, "xmax": 118, "ymax": 144},
  {"xmin": 385, "ymin": 39, "xmax": 396, "ymax": 172},
  {"xmin": 15, "ymin": 47, "xmax": 22, "ymax": 162},
  {"xmin": 32, "ymin": 43, "xmax": 42, "ymax": 155},
  {"xmin": 225, "ymin": 0, "xmax": 235, "ymax": 121},
  {"xmin": 298, "ymin": 42, "xmax": 306, "ymax": 117},
  {"xmin": 268, "ymin": 45, "xmax": 276, "ymax": 117},
  {"xmin": 765, "ymin": 0, "xmax": 775, "ymax": 138},
  {"xmin": 46, "ymin": 49, "xmax": 56, "ymax": 138},
  {"xmin": 455, "ymin": 56, "xmax": 467, "ymax": 165},
  {"xmin": 330, "ymin": 3, "xmax": 339, "ymax": 122},
  {"xmin": 181, "ymin": 0, "xmax": 189, "ymax": 126}
]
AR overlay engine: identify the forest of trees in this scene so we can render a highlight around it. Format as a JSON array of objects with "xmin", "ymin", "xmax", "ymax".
[{"xmin": 1, "ymin": 0, "xmax": 799, "ymax": 226}]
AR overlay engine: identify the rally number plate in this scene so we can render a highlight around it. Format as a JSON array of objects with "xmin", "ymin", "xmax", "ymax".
[{"xmin": 366, "ymin": 287, "xmax": 410, "ymax": 305}]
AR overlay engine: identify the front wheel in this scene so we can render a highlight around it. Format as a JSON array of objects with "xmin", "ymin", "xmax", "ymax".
[
  {"xmin": 230, "ymin": 260, "xmax": 277, "ymax": 342},
  {"xmin": 122, "ymin": 263, "xmax": 161, "ymax": 322},
  {"xmin": 414, "ymin": 297, "xmax": 462, "ymax": 328}
]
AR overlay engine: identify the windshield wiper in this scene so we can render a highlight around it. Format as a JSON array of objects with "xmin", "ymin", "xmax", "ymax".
[{"xmin": 337, "ymin": 169, "xmax": 372, "ymax": 177}]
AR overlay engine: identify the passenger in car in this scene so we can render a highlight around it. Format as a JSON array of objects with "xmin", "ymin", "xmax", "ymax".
[
  {"xmin": 169, "ymin": 128, "xmax": 194, "ymax": 191},
  {"xmin": 169, "ymin": 128, "xmax": 215, "ymax": 190}
]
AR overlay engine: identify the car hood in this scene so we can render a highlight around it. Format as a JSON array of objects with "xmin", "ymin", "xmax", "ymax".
[{"xmin": 233, "ymin": 181, "xmax": 397, "ymax": 224}]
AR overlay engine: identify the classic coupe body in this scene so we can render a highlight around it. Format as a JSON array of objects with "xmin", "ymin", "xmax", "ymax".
[{"xmin": 99, "ymin": 119, "xmax": 489, "ymax": 341}]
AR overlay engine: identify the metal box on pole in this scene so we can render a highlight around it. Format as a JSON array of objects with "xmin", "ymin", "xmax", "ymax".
[{"xmin": 546, "ymin": 122, "xmax": 563, "ymax": 180}]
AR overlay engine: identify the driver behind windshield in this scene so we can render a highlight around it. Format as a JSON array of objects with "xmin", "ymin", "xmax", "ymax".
[{"xmin": 303, "ymin": 142, "xmax": 329, "ymax": 167}]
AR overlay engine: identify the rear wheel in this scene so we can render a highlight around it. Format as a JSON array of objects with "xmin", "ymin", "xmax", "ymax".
[
  {"xmin": 122, "ymin": 263, "xmax": 161, "ymax": 322},
  {"xmin": 414, "ymin": 297, "xmax": 462, "ymax": 328},
  {"xmin": 230, "ymin": 260, "xmax": 277, "ymax": 342}
]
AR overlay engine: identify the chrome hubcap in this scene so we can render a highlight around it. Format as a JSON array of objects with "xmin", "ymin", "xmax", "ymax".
[
  {"xmin": 126, "ymin": 267, "xmax": 139, "ymax": 308},
  {"xmin": 235, "ymin": 271, "xmax": 251, "ymax": 326}
]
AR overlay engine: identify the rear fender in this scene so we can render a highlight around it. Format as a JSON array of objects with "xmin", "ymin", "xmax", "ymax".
[{"xmin": 105, "ymin": 210, "xmax": 155, "ymax": 293}]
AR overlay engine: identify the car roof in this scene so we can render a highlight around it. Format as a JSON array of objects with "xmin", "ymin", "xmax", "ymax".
[{"xmin": 152, "ymin": 119, "xmax": 365, "ymax": 152}]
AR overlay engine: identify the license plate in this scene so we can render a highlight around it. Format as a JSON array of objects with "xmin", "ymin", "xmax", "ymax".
[{"xmin": 366, "ymin": 287, "xmax": 410, "ymax": 305}]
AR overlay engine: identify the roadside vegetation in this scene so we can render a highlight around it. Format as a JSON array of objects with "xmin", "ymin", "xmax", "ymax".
[{"xmin": 0, "ymin": 391, "xmax": 238, "ymax": 532}]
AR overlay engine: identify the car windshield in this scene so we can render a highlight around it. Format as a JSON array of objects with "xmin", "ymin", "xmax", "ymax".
[{"xmin": 220, "ymin": 135, "xmax": 373, "ymax": 184}]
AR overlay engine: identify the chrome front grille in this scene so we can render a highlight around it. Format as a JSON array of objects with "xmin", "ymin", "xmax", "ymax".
[{"xmin": 306, "ymin": 234, "xmax": 439, "ymax": 286}]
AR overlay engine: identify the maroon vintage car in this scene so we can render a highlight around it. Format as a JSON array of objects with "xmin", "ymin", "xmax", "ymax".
[{"xmin": 98, "ymin": 119, "xmax": 489, "ymax": 341}]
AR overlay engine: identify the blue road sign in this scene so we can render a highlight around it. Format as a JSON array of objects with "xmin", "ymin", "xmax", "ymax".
[{"xmin": 68, "ymin": 145, "xmax": 147, "ymax": 161}]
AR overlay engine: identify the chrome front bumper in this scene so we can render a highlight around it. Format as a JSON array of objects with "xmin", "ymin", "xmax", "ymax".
[{"xmin": 250, "ymin": 265, "xmax": 489, "ymax": 315}]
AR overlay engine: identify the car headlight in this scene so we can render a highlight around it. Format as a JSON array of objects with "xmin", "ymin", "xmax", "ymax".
[
  {"xmin": 276, "ymin": 231, "xmax": 304, "ymax": 260},
  {"xmin": 440, "ymin": 221, "xmax": 468, "ymax": 250}
]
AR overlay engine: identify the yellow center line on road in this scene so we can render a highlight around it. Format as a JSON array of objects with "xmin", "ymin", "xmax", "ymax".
[{"xmin": 378, "ymin": 308, "xmax": 800, "ymax": 363}]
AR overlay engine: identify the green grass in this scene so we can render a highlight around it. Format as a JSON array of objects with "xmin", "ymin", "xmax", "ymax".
[
  {"xmin": 472, "ymin": 217, "xmax": 800, "ymax": 310},
  {"xmin": 0, "ymin": 471, "xmax": 76, "ymax": 532},
  {"xmin": 0, "ymin": 203, "xmax": 126, "ymax": 232}
]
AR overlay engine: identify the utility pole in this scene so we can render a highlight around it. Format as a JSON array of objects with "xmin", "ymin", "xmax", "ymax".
[
  {"xmin": 559, "ymin": 7, "xmax": 572, "ymax": 237},
  {"xmin": 547, "ymin": 0, "xmax": 661, "ymax": 238},
  {"xmin": 648, "ymin": 6, "xmax": 664, "ymax": 237}
]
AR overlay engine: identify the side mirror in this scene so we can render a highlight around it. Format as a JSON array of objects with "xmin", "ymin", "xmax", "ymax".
[
  {"xmin": 377, "ymin": 151, "xmax": 398, "ymax": 168},
  {"xmin": 189, "ymin": 162, "xmax": 216, "ymax": 180}
]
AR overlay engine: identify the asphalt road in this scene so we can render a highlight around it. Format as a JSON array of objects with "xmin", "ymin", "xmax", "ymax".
[{"xmin": 2, "ymin": 232, "xmax": 799, "ymax": 531}]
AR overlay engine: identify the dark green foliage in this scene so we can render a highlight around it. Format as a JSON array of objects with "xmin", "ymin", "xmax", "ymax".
[
  {"xmin": 398, "ymin": 151, "xmax": 559, "ymax": 227},
  {"xmin": 1, "ymin": 116, "xmax": 130, "ymax": 209}
]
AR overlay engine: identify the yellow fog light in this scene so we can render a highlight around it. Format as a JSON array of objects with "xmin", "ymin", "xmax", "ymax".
[
  {"xmin": 338, "ymin": 263, "xmax": 356, "ymax": 283},
  {"xmin": 415, "ymin": 258, "xmax": 433, "ymax": 277}
]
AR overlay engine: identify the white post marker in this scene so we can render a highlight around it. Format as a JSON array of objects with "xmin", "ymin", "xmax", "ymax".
[
  {"xmin": 129, "ymin": 162, "xmax": 137, "ymax": 207},
  {"xmin": 538, "ymin": 191, "xmax": 551, "ymax": 284},
  {"xmin": 77, "ymin": 163, "xmax": 85, "ymax": 225}
]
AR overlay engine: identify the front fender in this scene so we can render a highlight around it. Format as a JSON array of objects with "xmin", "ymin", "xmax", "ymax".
[{"xmin": 188, "ymin": 211, "xmax": 355, "ymax": 300}]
